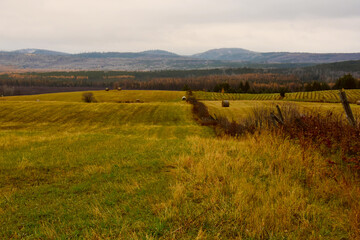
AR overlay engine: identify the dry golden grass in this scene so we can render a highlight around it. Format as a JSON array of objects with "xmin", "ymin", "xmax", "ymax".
[
  {"xmin": 204, "ymin": 100, "xmax": 360, "ymax": 123},
  {"xmin": 195, "ymin": 89, "xmax": 360, "ymax": 103},
  {"xmin": 165, "ymin": 133, "xmax": 360, "ymax": 239}
]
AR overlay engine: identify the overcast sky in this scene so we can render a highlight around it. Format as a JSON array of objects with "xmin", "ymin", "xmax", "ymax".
[{"xmin": 1, "ymin": 0, "xmax": 359, "ymax": 54}]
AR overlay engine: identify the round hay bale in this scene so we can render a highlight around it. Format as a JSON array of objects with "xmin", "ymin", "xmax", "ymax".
[
  {"xmin": 222, "ymin": 100, "xmax": 230, "ymax": 107},
  {"xmin": 182, "ymin": 96, "xmax": 186, "ymax": 101},
  {"xmin": 357, "ymin": 100, "xmax": 360, "ymax": 105},
  {"xmin": 105, "ymin": 88, "xmax": 109, "ymax": 91},
  {"xmin": 117, "ymin": 87, "xmax": 122, "ymax": 91}
]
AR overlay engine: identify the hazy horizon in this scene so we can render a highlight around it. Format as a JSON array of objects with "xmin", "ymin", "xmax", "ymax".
[
  {"xmin": 2, "ymin": 47, "xmax": 360, "ymax": 55},
  {"xmin": 1, "ymin": 0, "xmax": 360, "ymax": 55}
]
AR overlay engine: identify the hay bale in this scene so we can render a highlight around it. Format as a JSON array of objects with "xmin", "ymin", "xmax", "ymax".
[
  {"xmin": 182, "ymin": 96, "xmax": 186, "ymax": 101},
  {"xmin": 357, "ymin": 100, "xmax": 360, "ymax": 105},
  {"xmin": 117, "ymin": 87, "xmax": 122, "ymax": 91},
  {"xmin": 222, "ymin": 100, "xmax": 230, "ymax": 107},
  {"xmin": 105, "ymin": 88, "xmax": 109, "ymax": 91},
  {"xmin": 136, "ymin": 99, "xmax": 141, "ymax": 103}
]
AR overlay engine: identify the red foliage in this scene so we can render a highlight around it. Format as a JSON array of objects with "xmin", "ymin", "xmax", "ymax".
[{"xmin": 283, "ymin": 112, "xmax": 360, "ymax": 169}]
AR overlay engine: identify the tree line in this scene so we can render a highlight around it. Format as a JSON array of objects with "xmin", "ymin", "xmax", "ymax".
[{"xmin": 0, "ymin": 67, "xmax": 359, "ymax": 96}]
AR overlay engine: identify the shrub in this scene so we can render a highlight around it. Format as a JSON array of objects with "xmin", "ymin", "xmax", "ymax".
[
  {"xmin": 82, "ymin": 92, "xmax": 96, "ymax": 103},
  {"xmin": 187, "ymin": 97, "xmax": 216, "ymax": 126},
  {"xmin": 221, "ymin": 103, "xmax": 360, "ymax": 170},
  {"xmin": 229, "ymin": 103, "xmax": 360, "ymax": 170},
  {"xmin": 186, "ymin": 95, "xmax": 197, "ymax": 104},
  {"xmin": 283, "ymin": 110, "xmax": 360, "ymax": 169},
  {"xmin": 279, "ymin": 88, "xmax": 286, "ymax": 98}
]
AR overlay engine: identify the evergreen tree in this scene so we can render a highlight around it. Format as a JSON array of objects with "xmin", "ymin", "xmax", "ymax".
[
  {"xmin": 213, "ymin": 83, "xmax": 231, "ymax": 92},
  {"xmin": 238, "ymin": 82, "xmax": 244, "ymax": 93},
  {"xmin": 279, "ymin": 88, "xmax": 286, "ymax": 98},
  {"xmin": 333, "ymin": 74, "xmax": 358, "ymax": 89},
  {"xmin": 243, "ymin": 81, "xmax": 250, "ymax": 93},
  {"xmin": 182, "ymin": 84, "xmax": 191, "ymax": 91}
]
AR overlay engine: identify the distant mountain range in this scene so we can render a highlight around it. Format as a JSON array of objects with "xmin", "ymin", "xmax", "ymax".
[
  {"xmin": 0, "ymin": 48, "xmax": 359, "ymax": 71},
  {"xmin": 194, "ymin": 48, "xmax": 360, "ymax": 63},
  {"xmin": 74, "ymin": 50, "xmax": 180, "ymax": 59},
  {"xmin": 11, "ymin": 48, "xmax": 70, "ymax": 56}
]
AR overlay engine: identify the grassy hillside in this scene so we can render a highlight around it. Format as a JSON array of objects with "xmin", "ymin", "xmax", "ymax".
[
  {"xmin": 194, "ymin": 89, "xmax": 360, "ymax": 103},
  {"xmin": 0, "ymin": 102, "xmax": 195, "ymax": 129},
  {"xmin": 1, "ymin": 90, "xmax": 359, "ymax": 238},
  {"xmin": 0, "ymin": 90, "xmax": 185, "ymax": 103},
  {"xmin": 203, "ymin": 100, "xmax": 360, "ymax": 122},
  {"xmin": 0, "ymin": 98, "xmax": 214, "ymax": 238}
]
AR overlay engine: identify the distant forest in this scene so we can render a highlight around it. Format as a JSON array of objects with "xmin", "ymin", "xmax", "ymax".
[{"xmin": 1, "ymin": 60, "xmax": 360, "ymax": 96}]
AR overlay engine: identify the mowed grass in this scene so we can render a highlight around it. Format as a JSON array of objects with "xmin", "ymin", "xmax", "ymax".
[
  {"xmin": 0, "ymin": 102, "xmax": 197, "ymax": 130},
  {"xmin": 203, "ymin": 100, "xmax": 360, "ymax": 122},
  {"xmin": 195, "ymin": 89, "xmax": 360, "ymax": 103},
  {"xmin": 1, "ymin": 91, "xmax": 360, "ymax": 238},
  {"xmin": 0, "ymin": 98, "xmax": 214, "ymax": 239},
  {"xmin": 0, "ymin": 90, "xmax": 186, "ymax": 103}
]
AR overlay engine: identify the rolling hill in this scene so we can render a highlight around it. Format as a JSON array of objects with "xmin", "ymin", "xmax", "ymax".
[
  {"xmin": 10, "ymin": 48, "xmax": 69, "ymax": 56},
  {"xmin": 0, "ymin": 48, "xmax": 359, "ymax": 70},
  {"xmin": 192, "ymin": 48, "xmax": 360, "ymax": 63}
]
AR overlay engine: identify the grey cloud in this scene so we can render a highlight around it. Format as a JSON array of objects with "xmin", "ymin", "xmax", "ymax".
[{"xmin": 0, "ymin": 0, "xmax": 359, "ymax": 54}]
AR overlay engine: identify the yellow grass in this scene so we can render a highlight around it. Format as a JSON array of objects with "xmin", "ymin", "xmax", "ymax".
[
  {"xmin": 204, "ymin": 100, "xmax": 360, "ymax": 122},
  {"xmin": 194, "ymin": 89, "xmax": 360, "ymax": 103},
  {"xmin": 0, "ymin": 90, "xmax": 186, "ymax": 103},
  {"xmin": 166, "ymin": 133, "xmax": 360, "ymax": 239}
]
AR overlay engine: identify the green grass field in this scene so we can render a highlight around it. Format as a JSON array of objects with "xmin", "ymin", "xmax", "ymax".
[
  {"xmin": 1, "ymin": 90, "xmax": 360, "ymax": 239},
  {"xmin": 194, "ymin": 89, "xmax": 360, "ymax": 103},
  {"xmin": 203, "ymin": 100, "xmax": 360, "ymax": 122}
]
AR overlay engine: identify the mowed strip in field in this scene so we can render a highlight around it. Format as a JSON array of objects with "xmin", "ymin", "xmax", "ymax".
[
  {"xmin": 203, "ymin": 100, "xmax": 360, "ymax": 122},
  {"xmin": 0, "ymin": 90, "xmax": 185, "ymax": 103},
  {"xmin": 0, "ymin": 91, "xmax": 211, "ymax": 238},
  {"xmin": 195, "ymin": 89, "xmax": 360, "ymax": 103},
  {"xmin": 1, "ymin": 90, "xmax": 359, "ymax": 238}
]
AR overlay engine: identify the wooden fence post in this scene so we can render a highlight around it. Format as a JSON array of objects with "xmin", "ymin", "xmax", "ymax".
[
  {"xmin": 339, "ymin": 89, "xmax": 356, "ymax": 127},
  {"xmin": 270, "ymin": 105, "xmax": 285, "ymax": 127},
  {"xmin": 276, "ymin": 105, "xmax": 284, "ymax": 123}
]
